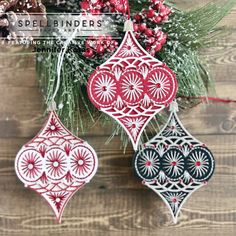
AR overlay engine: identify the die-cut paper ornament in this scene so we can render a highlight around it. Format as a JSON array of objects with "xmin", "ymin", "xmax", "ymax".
[
  {"xmin": 87, "ymin": 20, "xmax": 177, "ymax": 150},
  {"xmin": 15, "ymin": 111, "xmax": 98, "ymax": 222},
  {"xmin": 15, "ymin": 32, "xmax": 98, "ymax": 223},
  {"xmin": 133, "ymin": 101, "xmax": 215, "ymax": 223}
]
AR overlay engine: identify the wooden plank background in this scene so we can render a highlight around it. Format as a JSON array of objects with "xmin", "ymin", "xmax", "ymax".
[{"xmin": 0, "ymin": 0, "xmax": 236, "ymax": 235}]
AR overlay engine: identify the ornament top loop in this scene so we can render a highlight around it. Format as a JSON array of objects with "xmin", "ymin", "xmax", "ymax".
[
  {"xmin": 49, "ymin": 23, "xmax": 82, "ymax": 110},
  {"xmin": 169, "ymin": 100, "xmax": 179, "ymax": 112},
  {"xmin": 47, "ymin": 100, "xmax": 57, "ymax": 112},
  {"xmin": 124, "ymin": 19, "xmax": 133, "ymax": 32}
]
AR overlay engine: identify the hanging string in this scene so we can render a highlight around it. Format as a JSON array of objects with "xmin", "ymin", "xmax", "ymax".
[
  {"xmin": 123, "ymin": 0, "xmax": 133, "ymax": 31},
  {"xmin": 125, "ymin": 0, "xmax": 131, "ymax": 20},
  {"xmin": 49, "ymin": 23, "xmax": 82, "ymax": 111}
]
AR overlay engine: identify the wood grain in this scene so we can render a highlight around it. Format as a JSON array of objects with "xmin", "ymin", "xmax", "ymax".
[{"xmin": 0, "ymin": 1, "xmax": 236, "ymax": 236}]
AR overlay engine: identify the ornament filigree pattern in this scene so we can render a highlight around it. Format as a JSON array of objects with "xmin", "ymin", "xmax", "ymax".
[
  {"xmin": 92, "ymin": 72, "xmax": 117, "ymax": 106},
  {"xmin": 15, "ymin": 112, "xmax": 98, "ymax": 222},
  {"xmin": 135, "ymin": 148, "xmax": 160, "ymax": 181},
  {"xmin": 134, "ymin": 103, "xmax": 215, "ymax": 223},
  {"xmin": 162, "ymin": 148, "xmax": 185, "ymax": 180},
  {"xmin": 87, "ymin": 31, "xmax": 177, "ymax": 150}
]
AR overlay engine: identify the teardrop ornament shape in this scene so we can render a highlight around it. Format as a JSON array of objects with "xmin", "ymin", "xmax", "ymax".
[
  {"xmin": 15, "ymin": 111, "xmax": 98, "ymax": 223},
  {"xmin": 133, "ymin": 102, "xmax": 215, "ymax": 223},
  {"xmin": 87, "ymin": 31, "xmax": 177, "ymax": 150}
]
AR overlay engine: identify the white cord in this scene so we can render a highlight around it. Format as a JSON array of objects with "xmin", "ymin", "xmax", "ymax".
[{"xmin": 49, "ymin": 21, "xmax": 83, "ymax": 111}]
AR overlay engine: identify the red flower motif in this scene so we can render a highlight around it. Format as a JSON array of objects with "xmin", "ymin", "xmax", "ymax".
[
  {"xmin": 70, "ymin": 146, "xmax": 95, "ymax": 179},
  {"xmin": 48, "ymin": 192, "xmax": 68, "ymax": 212},
  {"xmin": 19, "ymin": 151, "xmax": 43, "ymax": 182},
  {"xmin": 43, "ymin": 116, "xmax": 65, "ymax": 136},
  {"xmin": 45, "ymin": 150, "xmax": 67, "ymax": 179}
]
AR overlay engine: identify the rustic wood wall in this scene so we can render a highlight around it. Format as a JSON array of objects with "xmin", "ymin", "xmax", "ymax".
[{"xmin": 0, "ymin": 1, "xmax": 236, "ymax": 235}]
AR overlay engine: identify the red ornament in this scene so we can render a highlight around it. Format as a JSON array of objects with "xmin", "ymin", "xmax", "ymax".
[
  {"xmin": 87, "ymin": 29, "xmax": 177, "ymax": 150},
  {"xmin": 15, "ymin": 111, "xmax": 98, "ymax": 222}
]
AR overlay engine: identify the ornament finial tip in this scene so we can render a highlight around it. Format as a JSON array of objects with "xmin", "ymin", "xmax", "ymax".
[
  {"xmin": 124, "ymin": 19, "xmax": 133, "ymax": 32},
  {"xmin": 169, "ymin": 100, "xmax": 179, "ymax": 112},
  {"xmin": 173, "ymin": 217, "xmax": 178, "ymax": 224},
  {"xmin": 48, "ymin": 100, "xmax": 57, "ymax": 112}
]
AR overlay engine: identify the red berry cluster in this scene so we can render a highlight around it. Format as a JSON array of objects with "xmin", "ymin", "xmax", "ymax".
[
  {"xmin": 80, "ymin": 0, "xmax": 128, "ymax": 14},
  {"xmin": 83, "ymin": 35, "xmax": 119, "ymax": 58},
  {"xmin": 81, "ymin": 1, "xmax": 128, "ymax": 57},
  {"xmin": 133, "ymin": 0, "xmax": 171, "ymax": 55},
  {"xmin": 145, "ymin": 0, "xmax": 172, "ymax": 23},
  {"xmin": 82, "ymin": 0, "xmax": 171, "ymax": 58},
  {"xmin": 133, "ymin": 23, "xmax": 167, "ymax": 56}
]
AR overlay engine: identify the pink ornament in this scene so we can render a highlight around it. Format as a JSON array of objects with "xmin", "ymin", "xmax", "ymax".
[
  {"xmin": 87, "ymin": 30, "xmax": 177, "ymax": 150},
  {"xmin": 15, "ymin": 111, "xmax": 98, "ymax": 222}
]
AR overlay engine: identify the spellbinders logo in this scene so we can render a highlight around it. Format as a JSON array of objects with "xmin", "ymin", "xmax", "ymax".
[{"xmin": 6, "ymin": 13, "xmax": 119, "ymax": 39}]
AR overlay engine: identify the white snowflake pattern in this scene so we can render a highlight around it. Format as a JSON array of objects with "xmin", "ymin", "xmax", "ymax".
[
  {"xmin": 123, "ymin": 117, "xmax": 146, "ymax": 140},
  {"xmin": 148, "ymin": 71, "xmax": 171, "ymax": 101},
  {"xmin": 162, "ymin": 149, "xmax": 185, "ymax": 179},
  {"xmin": 187, "ymin": 149, "xmax": 211, "ymax": 180},
  {"xmin": 163, "ymin": 192, "xmax": 186, "ymax": 215},
  {"xmin": 94, "ymin": 74, "xmax": 117, "ymax": 104},
  {"xmin": 121, "ymin": 72, "xmax": 144, "ymax": 103},
  {"xmin": 137, "ymin": 149, "xmax": 160, "ymax": 179},
  {"xmin": 119, "ymin": 35, "xmax": 142, "ymax": 57},
  {"xmin": 162, "ymin": 116, "xmax": 185, "ymax": 137}
]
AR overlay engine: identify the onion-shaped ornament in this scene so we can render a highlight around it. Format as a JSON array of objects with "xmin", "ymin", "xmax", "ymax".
[
  {"xmin": 15, "ymin": 110, "xmax": 98, "ymax": 222},
  {"xmin": 133, "ymin": 101, "xmax": 215, "ymax": 223},
  {"xmin": 87, "ymin": 20, "xmax": 177, "ymax": 150}
]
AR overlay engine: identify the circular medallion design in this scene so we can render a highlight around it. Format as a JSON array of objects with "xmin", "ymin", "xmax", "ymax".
[
  {"xmin": 134, "ymin": 148, "xmax": 161, "ymax": 181},
  {"xmin": 162, "ymin": 147, "xmax": 185, "ymax": 180},
  {"xmin": 119, "ymin": 71, "xmax": 144, "ymax": 104},
  {"xmin": 89, "ymin": 71, "xmax": 118, "ymax": 108},
  {"xmin": 45, "ymin": 148, "xmax": 67, "ymax": 180},
  {"xmin": 186, "ymin": 147, "xmax": 215, "ymax": 181},
  {"xmin": 146, "ymin": 67, "xmax": 176, "ymax": 104},
  {"xmin": 17, "ymin": 149, "xmax": 43, "ymax": 182},
  {"xmin": 70, "ymin": 145, "xmax": 96, "ymax": 180}
]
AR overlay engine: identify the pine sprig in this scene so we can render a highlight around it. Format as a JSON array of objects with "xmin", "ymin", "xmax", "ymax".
[{"xmin": 36, "ymin": 0, "xmax": 235, "ymax": 149}]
